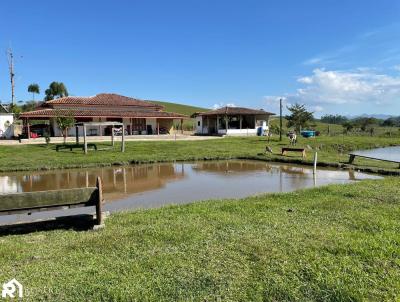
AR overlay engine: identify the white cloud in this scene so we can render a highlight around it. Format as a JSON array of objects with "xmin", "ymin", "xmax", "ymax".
[
  {"xmin": 263, "ymin": 96, "xmax": 288, "ymax": 106},
  {"xmin": 212, "ymin": 102, "xmax": 236, "ymax": 109},
  {"xmin": 291, "ymin": 68, "xmax": 400, "ymax": 106},
  {"xmin": 303, "ymin": 57, "xmax": 324, "ymax": 65},
  {"xmin": 303, "ymin": 24, "xmax": 400, "ymax": 68},
  {"xmin": 263, "ymin": 95, "xmax": 323, "ymax": 113},
  {"xmin": 303, "ymin": 45, "xmax": 357, "ymax": 66},
  {"xmin": 297, "ymin": 76, "xmax": 313, "ymax": 84},
  {"xmin": 312, "ymin": 105, "xmax": 324, "ymax": 112}
]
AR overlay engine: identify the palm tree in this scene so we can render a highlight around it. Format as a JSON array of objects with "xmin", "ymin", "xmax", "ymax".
[
  {"xmin": 27, "ymin": 83, "xmax": 40, "ymax": 101},
  {"xmin": 44, "ymin": 82, "xmax": 69, "ymax": 101}
]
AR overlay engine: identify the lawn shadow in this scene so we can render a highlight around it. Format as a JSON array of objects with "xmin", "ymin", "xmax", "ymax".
[{"xmin": 0, "ymin": 214, "xmax": 97, "ymax": 236}]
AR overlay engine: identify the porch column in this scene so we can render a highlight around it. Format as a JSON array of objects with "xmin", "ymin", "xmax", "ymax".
[
  {"xmin": 83, "ymin": 124, "xmax": 87, "ymax": 154},
  {"xmin": 111, "ymin": 127, "xmax": 115, "ymax": 146},
  {"xmin": 130, "ymin": 118, "xmax": 133, "ymax": 135},
  {"xmin": 27, "ymin": 118, "xmax": 30, "ymax": 139},
  {"xmin": 216, "ymin": 115, "xmax": 219, "ymax": 130},
  {"xmin": 157, "ymin": 119, "xmax": 160, "ymax": 135},
  {"xmin": 254, "ymin": 116, "xmax": 257, "ymax": 129},
  {"xmin": 75, "ymin": 126, "xmax": 79, "ymax": 144},
  {"xmin": 239, "ymin": 115, "xmax": 242, "ymax": 129},
  {"xmin": 225, "ymin": 115, "xmax": 228, "ymax": 130},
  {"xmin": 181, "ymin": 119, "xmax": 184, "ymax": 134},
  {"xmin": 121, "ymin": 124, "xmax": 125, "ymax": 152}
]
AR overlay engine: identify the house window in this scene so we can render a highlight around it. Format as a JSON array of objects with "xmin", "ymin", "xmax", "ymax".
[{"xmin": 198, "ymin": 121, "xmax": 200, "ymax": 126}]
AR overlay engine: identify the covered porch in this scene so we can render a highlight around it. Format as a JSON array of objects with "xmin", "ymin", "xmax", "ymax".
[
  {"xmin": 194, "ymin": 107, "xmax": 275, "ymax": 136},
  {"xmin": 21, "ymin": 117, "xmax": 186, "ymax": 139},
  {"xmin": 201, "ymin": 114, "xmax": 261, "ymax": 135}
]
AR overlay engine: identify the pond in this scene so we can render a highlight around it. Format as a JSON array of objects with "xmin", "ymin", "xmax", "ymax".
[
  {"xmin": 351, "ymin": 146, "xmax": 400, "ymax": 162},
  {"xmin": 0, "ymin": 160, "xmax": 381, "ymax": 224}
]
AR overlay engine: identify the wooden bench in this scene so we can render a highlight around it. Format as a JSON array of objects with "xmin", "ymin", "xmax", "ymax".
[
  {"xmin": 0, "ymin": 177, "xmax": 105, "ymax": 226},
  {"xmin": 281, "ymin": 147, "xmax": 306, "ymax": 158},
  {"xmin": 349, "ymin": 153, "xmax": 400, "ymax": 168},
  {"xmin": 56, "ymin": 143, "xmax": 97, "ymax": 152}
]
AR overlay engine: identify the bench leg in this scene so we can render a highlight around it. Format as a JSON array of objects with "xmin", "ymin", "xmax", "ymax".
[
  {"xmin": 349, "ymin": 154, "xmax": 355, "ymax": 164},
  {"xmin": 96, "ymin": 198, "xmax": 103, "ymax": 225}
]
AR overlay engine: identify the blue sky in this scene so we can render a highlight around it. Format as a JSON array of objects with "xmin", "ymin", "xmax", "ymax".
[{"xmin": 0, "ymin": 0, "xmax": 399, "ymax": 116}]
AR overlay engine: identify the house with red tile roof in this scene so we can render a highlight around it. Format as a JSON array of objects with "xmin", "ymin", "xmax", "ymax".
[
  {"xmin": 20, "ymin": 93, "xmax": 188, "ymax": 138},
  {"xmin": 192, "ymin": 106, "xmax": 275, "ymax": 136}
]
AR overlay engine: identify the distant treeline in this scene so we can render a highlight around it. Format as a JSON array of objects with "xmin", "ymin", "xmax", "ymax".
[{"xmin": 320, "ymin": 114, "xmax": 400, "ymax": 128}]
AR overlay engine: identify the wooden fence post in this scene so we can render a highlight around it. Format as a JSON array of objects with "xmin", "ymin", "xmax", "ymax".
[
  {"xmin": 95, "ymin": 176, "xmax": 103, "ymax": 225},
  {"xmin": 83, "ymin": 125, "xmax": 87, "ymax": 154},
  {"xmin": 121, "ymin": 124, "xmax": 125, "ymax": 152}
]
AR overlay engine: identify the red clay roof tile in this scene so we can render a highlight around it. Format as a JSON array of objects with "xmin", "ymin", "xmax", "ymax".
[
  {"xmin": 20, "ymin": 108, "xmax": 188, "ymax": 119},
  {"xmin": 199, "ymin": 106, "xmax": 275, "ymax": 116},
  {"xmin": 44, "ymin": 93, "xmax": 164, "ymax": 109}
]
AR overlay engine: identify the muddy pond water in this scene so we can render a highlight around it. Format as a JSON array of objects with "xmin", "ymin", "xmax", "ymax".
[
  {"xmin": 0, "ymin": 160, "xmax": 381, "ymax": 224},
  {"xmin": 351, "ymin": 146, "xmax": 400, "ymax": 162}
]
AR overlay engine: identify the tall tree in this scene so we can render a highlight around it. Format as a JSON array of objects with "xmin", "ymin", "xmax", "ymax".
[
  {"xmin": 54, "ymin": 110, "xmax": 75, "ymax": 144},
  {"xmin": 21, "ymin": 100, "xmax": 39, "ymax": 112},
  {"xmin": 44, "ymin": 82, "xmax": 69, "ymax": 101},
  {"xmin": 342, "ymin": 121, "xmax": 354, "ymax": 133},
  {"xmin": 353, "ymin": 117, "xmax": 379, "ymax": 132},
  {"xmin": 285, "ymin": 103, "xmax": 314, "ymax": 132},
  {"xmin": 320, "ymin": 114, "xmax": 348, "ymax": 125},
  {"xmin": 27, "ymin": 83, "xmax": 40, "ymax": 101}
]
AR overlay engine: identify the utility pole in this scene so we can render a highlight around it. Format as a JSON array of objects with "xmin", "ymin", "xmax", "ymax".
[
  {"xmin": 6, "ymin": 48, "xmax": 15, "ymax": 106},
  {"xmin": 279, "ymin": 98, "xmax": 283, "ymax": 141}
]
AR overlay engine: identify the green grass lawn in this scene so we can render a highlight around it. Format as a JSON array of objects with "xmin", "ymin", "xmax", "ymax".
[
  {"xmin": 269, "ymin": 117, "xmax": 400, "ymax": 137},
  {"xmin": 0, "ymin": 135, "xmax": 399, "ymax": 172},
  {"xmin": 0, "ymin": 178, "xmax": 399, "ymax": 301}
]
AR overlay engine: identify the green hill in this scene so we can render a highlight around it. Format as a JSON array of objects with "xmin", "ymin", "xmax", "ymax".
[{"xmin": 150, "ymin": 101, "xmax": 209, "ymax": 116}]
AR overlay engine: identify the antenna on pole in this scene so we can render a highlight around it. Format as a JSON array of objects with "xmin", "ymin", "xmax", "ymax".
[
  {"xmin": 279, "ymin": 98, "xmax": 283, "ymax": 141},
  {"xmin": 6, "ymin": 48, "xmax": 15, "ymax": 106}
]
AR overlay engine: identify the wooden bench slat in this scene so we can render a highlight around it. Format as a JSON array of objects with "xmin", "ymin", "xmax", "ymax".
[
  {"xmin": 282, "ymin": 148, "xmax": 305, "ymax": 152},
  {"xmin": 281, "ymin": 147, "xmax": 306, "ymax": 158},
  {"xmin": 0, "ymin": 177, "xmax": 105, "ymax": 226},
  {"xmin": 0, "ymin": 187, "xmax": 98, "ymax": 212}
]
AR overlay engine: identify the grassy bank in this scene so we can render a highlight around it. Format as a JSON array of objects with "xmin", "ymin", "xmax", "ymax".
[
  {"xmin": 0, "ymin": 178, "xmax": 399, "ymax": 301},
  {"xmin": 149, "ymin": 100, "xmax": 208, "ymax": 116},
  {"xmin": 0, "ymin": 136, "xmax": 398, "ymax": 173}
]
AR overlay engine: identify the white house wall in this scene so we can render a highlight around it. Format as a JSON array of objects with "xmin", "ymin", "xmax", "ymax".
[
  {"xmin": 195, "ymin": 116, "xmax": 203, "ymax": 134},
  {"xmin": 219, "ymin": 129, "xmax": 258, "ymax": 136},
  {"xmin": 196, "ymin": 115, "xmax": 271, "ymax": 136},
  {"xmin": 146, "ymin": 118, "xmax": 157, "ymax": 134},
  {"xmin": 0, "ymin": 114, "xmax": 14, "ymax": 138},
  {"xmin": 51, "ymin": 117, "xmax": 179, "ymax": 137}
]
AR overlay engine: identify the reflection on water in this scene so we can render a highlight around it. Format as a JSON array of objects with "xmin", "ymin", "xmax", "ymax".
[
  {"xmin": 0, "ymin": 164, "xmax": 185, "ymax": 201},
  {"xmin": 0, "ymin": 160, "xmax": 380, "ymax": 224}
]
